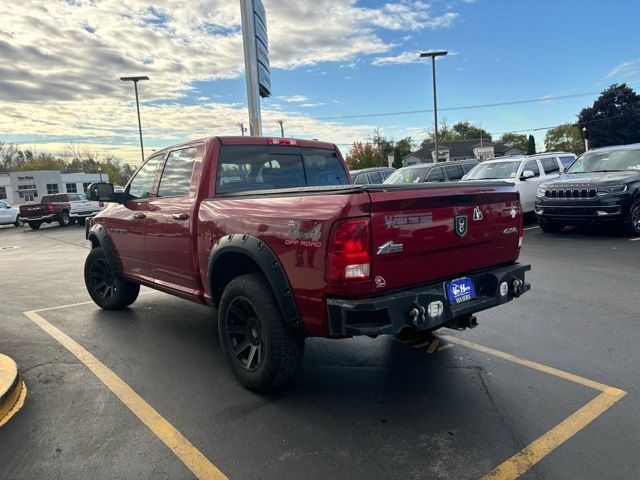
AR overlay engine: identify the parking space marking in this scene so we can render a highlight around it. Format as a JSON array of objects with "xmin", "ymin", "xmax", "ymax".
[
  {"xmin": 23, "ymin": 310, "xmax": 227, "ymax": 480},
  {"xmin": 523, "ymin": 226, "xmax": 539, "ymax": 231},
  {"xmin": 630, "ymin": 237, "xmax": 640, "ymax": 241},
  {"xmin": 426, "ymin": 339, "xmax": 440, "ymax": 353},
  {"xmin": 441, "ymin": 335, "xmax": 627, "ymax": 480}
]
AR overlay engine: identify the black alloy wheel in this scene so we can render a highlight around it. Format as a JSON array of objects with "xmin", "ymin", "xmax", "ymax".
[
  {"xmin": 628, "ymin": 201, "xmax": 640, "ymax": 235},
  {"xmin": 59, "ymin": 211, "xmax": 71, "ymax": 226},
  {"xmin": 89, "ymin": 257, "xmax": 116, "ymax": 301},
  {"xmin": 226, "ymin": 297, "xmax": 265, "ymax": 371}
]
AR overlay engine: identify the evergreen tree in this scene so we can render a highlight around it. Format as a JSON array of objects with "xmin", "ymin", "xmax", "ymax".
[{"xmin": 526, "ymin": 135, "xmax": 536, "ymax": 155}]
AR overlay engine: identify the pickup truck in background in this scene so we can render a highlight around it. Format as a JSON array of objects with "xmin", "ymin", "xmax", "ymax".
[
  {"xmin": 20, "ymin": 193, "xmax": 105, "ymax": 230},
  {"xmin": 84, "ymin": 136, "xmax": 530, "ymax": 391}
]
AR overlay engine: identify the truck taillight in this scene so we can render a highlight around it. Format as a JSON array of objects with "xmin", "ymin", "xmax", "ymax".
[
  {"xmin": 267, "ymin": 138, "xmax": 297, "ymax": 145},
  {"xmin": 517, "ymin": 203, "xmax": 523, "ymax": 248},
  {"xmin": 326, "ymin": 218, "xmax": 371, "ymax": 282}
]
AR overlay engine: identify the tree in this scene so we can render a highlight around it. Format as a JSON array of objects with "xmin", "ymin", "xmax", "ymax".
[
  {"xmin": 346, "ymin": 131, "xmax": 414, "ymax": 170},
  {"xmin": 422, "ymin": 121, "xmax": 491, "ymax": 146},
  {"xmin": 498, "ymin": 132, "xmax": 528, "ymax": 150},
  {"xmin": 544, "ymin": 125, "xmax": 584, "ymax": 155},
  {"xmin": 526, "ymin": 135, "xmax": 536, "ymax": 155},
  {"xmin": 578, "ymin": 83, "xmax": 640, "ymax": 148},
  {"xmin": 393, "ymin": 137, "xmax": 414, "ymax": 169}
]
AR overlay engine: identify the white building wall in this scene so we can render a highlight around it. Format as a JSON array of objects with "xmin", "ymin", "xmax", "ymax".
[
  {"xmin": 4, "ymin": 171, "xmax": 111, "ymax": 204},
  {"xmin": 0, "ymin": 174, "xmax": 14, "ymax": 203}
]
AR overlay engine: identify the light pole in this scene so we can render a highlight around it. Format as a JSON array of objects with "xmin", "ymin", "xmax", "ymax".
[
  {"xmin": 120, "ymin": 76, "xmax": 149, "ymax": 164},
  {"xmin": 276, "ymin": 120, "xmax": 284, "ymax": 137},
  {"xmin": 419, "ymin": 51, "xmax": 447, "ymax": 162},
  {"xmin": 582, "ymin": 126, "xmax": 589, "ymax": 152},
  {"xmin": 98, "ymin": 166, "xmax": 103, "ymax": 182},
  {"xmin": 237, "ymin": 122, "xmax": 247, "ymax": 136}
]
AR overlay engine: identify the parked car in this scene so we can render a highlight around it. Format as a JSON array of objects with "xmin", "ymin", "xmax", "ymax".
[
  {"xmin": 384, "ymin": 160, "xmax": 477, "ymax": 185},
  {"xmin": 350, "ymin": 167, "xmax": 395, "ymax": 184},
  {"xmin": 0, "ymin": 201, "xmax": 21, "ymax": 227},
  {"xmin": 84, "ymin": 136, "xmax": 530, "ymax": 391},
  {"xmin": 462, "ymin": 155, "xmax": 564, "ymax": 213},
  {"xmin": 19, "ymin": 193, "xmax": 105, "ymax": 230},
  {"xmin": 535, "ymin": 143, "xmax": 640, "ymax": 234}
]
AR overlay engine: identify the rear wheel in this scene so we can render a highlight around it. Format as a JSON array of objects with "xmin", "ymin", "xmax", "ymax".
[
  {"xmin": 14, "ymin": 218, "xmax": 23, "ymax": 227},
  {"xmin": 218, "ymin": 273, "xmax": 305, "ymax": 391},
  {"xmin": 29, "ymin": 222, "xmax": 41, "ymax": 230},
  {"xmin": 84, "ymin": 247, "xmax": 139, "ymax": 309},
  {"xmin": 625, "ymin": 200, "xmax": 640, "ymax": 236},
  {"xmin": 538, "ymin": 220, "xmax": 564, "ymax": 233},
  {"xmin": 58, "ymin": 211, "xmax": 71, "ymax": 227}
]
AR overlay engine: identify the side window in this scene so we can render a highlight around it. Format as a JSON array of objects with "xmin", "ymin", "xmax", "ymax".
[
  {"xmin": 128, "ymin": 154, "xmax": 165, "ymax": 200},
  {"xmin": 353, "ymin": 173, "xmax": 368, "ymax": 185},
  {"xmin": 560, "ymin": 156, "xmax": 576, "ymax": 169},
  {"xmin": 523, "ymin": 160, "xmax": 540, "ymax": 177},
  {"xmin": 158, "ymin": 147, "xmax": 198, "ymax": 198},
  {"xmin": 462, "ymin": 163, "xmax": 476, "ymax": 174},
  {"xmin": 443, "ymin": 165, "xmax": 463, "ymax": 181},
  {"xmin": 368, "ymin": 171, "xmax": 384, "ymax": 184},
  {"xmin": 425, "ymin": 167, "xmax": 444, "ymax": 182},
  {"xmin": 540, "ymin": 157, "xmax": 560, "ymax": 174}
]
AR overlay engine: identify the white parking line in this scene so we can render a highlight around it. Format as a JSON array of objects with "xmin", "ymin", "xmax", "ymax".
[
  {"xmin": 630, "ymin": 237, "xmax": 640, "ymax": 242},
  {"xmin": 524, "ymin": 226, "xmax": 540, "ymax": 231}
]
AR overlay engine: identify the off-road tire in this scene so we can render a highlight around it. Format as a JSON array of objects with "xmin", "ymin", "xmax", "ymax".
[
  {"xmin": 84, "ymin": 247, "xmax": 140, "ymax": 310},
  {"xmin": 538, "ymin": 220, "xmax": 564, "ymax": 233},
  {"xmin": 625, "ymin": 200, "xmax": 640, "ymax": 236},
  {"xmin": 218, "ymin": 273, "xmax": 305, "ymax": 392},
  {"xmin": 29, "ymin": 222, "xmax": 41, "ymax": 230},
  {"xmin": 58, "ymin": 211, "xmax": 71, "ymax": 227}
]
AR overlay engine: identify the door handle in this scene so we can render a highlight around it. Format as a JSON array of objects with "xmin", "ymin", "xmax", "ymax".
[
  {"xmin": 172, "ymin": 213, "xmax": 190, "ymax": 221},
  {"xmin": 132, "ymin": 212, "xmax": 146, "ymax": 220}
]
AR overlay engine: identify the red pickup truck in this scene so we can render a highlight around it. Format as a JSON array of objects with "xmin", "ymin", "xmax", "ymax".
[
  {"xmin": 20, "ymin": 193, "xmax": 105, "ymax": 229},
  {"xmin": 85, "ymin": 136, "xmax": 530, "ymax": 391}
]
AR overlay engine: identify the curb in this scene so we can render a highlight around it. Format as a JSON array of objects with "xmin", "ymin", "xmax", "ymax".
[{"xmin": 0, "ymin": 353, "xmax": 26, "ymax": 427}]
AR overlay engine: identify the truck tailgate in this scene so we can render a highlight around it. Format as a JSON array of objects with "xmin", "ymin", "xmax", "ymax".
[
  {"xmin": 19, "ymin": 204, "xmax": 49, "ymax": 218},
  {"xmin": 369, "ymin": 183, "xmax": 521, "ymax": 293}
]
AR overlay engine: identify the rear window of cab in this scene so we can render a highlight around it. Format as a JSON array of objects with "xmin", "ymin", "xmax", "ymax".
[{"xmin": 216, "ymin": 146, "xmax": 349, "ymax": 193}]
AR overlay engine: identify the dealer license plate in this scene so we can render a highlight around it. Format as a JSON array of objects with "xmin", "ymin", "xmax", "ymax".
[{"xmin": 445, "ymin": 277, "xmax": 477, "ymax": 305}]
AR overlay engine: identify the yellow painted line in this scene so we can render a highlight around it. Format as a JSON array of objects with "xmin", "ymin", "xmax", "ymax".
[
  {"xmin": 0, "ymin": 381, "xmax": 27, "ymax": 428},
  {"xmin": 32, "ymin": 291, "xmax": 158, "ymax": 313},
  {"xmin": 439, "ymin": 335, "xmax": 628, "ymax": 480},
  {"xmin": 484, "ymin": 387, "xmax": 625, "ymax": 480},
  {"xmin": 23, "ymin": 310, "xmax": 227, "ymax": 480},
  {"xmin": 444, "ymin": 336, "xmax": 612, "ymax": 391},
  {"xmin": 438, "ymin": 344, "xmax": 454, "ymax": 351},
  {"xmin": 426, "ymin": 339, "xmax": 440, "ymax": 354}
]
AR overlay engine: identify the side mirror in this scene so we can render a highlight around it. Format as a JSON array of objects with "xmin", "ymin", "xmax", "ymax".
[
  {"xmin": 87, "ymin": 182, "xmax": 120, "ymax": 203},
  {"xmin": 521, "ymin": 170, "xmax": 535, "ymax": 180}
]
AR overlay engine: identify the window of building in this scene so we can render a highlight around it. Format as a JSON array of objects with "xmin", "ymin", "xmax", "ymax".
[
  {"xmin": 0, "ymin": 186, "xmax": 6, "ymax": 200},
  {"xmin": 522, "ymin": 160, "xmax": 540, "ymax": 177},
  {"xmin": 158, "ymin": 148, "xmax": 198, "ymax": 197},
  {"xmin": 46, "ymin": 184, "xmax": 59, "ymax": 194},
  {"xmin": 18, "ymin": 184, "xmax": 38, "ymax": 201},
  {"xmin": 66, "ymin": 183, "xmax": 78, "ymax": 193}
]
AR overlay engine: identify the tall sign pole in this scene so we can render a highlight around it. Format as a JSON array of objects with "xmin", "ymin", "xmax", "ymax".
[{"xmin": 240, "ymin": 0, "xmax": 271, "ymax": 136}]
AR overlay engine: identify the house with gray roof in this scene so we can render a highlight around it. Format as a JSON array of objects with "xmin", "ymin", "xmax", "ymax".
[{"xmin": 402, "ymin": 138, "xmax": 525, "ymax": 166}]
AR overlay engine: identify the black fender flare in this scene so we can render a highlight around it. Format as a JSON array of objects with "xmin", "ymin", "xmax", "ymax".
[
  {"xmin": 208, "ymin": 234, "xmax": 303, "ymax": 331},
  {"xmin": 86, "ymin": 223, "xmax": 120, "ymax": 273}
]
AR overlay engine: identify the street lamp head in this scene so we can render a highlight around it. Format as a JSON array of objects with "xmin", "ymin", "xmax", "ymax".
[
  {"xmin": 582, "ymin": 126, "xmax": 587, "ymax": 132},
  {"xmin": 420, "ymin": 50, "xmax": 448, "ymax": 58},
  {"xmin": 120, "ymin": 76, "xmax": 150, "ymax": 82}
]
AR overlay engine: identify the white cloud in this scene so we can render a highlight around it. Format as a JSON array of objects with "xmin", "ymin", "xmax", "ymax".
[
  {"xmin": 0, "ymin": 0, "xmax": 462, "ymax": 162},
  {"xmin": 277, "ymin": 95, "xmax": 310, "ymax": 103},
  {"xmin": 605, "ymin": 59, "xmax": 640, "ymax": 80},
  {"xmin": 372, "ymin": 49, "xmax": 457, "ymax": 66}
]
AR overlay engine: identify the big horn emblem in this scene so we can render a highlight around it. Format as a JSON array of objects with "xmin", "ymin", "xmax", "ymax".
[{"xmin": 455, "ymin": 215, "xmax": 468, "ymax": 238}]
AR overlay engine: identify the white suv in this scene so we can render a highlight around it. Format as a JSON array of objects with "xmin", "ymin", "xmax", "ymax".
[
  {"xmin": 0, "ymin": 200, "xmax": 22, "ymax": 227},
  {"xmin": 463, "ymin": 153, "xmax": 571, "ymax": 213}
]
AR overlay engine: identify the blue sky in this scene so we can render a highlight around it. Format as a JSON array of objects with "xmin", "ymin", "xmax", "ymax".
[{"xmin": 2, "ymin": 0, "xmax": 639, "ymax": 162}]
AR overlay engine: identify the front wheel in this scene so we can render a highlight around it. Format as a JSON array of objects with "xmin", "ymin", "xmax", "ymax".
[
  {"xmin": 84, "ymin": 247, "xmax": 140, "ymax": 310},
  {"xmin": 538, "ymin": 220, "xmax": 564, "ymax": 233},
  {"xmin": 626, "ymin": 200, "xmax": 640, "ymax": 236},
  {"xmin": 58, "ymin": 211, "xmax": 71, "ymax": 227},
  {"xmin": 218, "ymin": 273, "xmax": 305, "ymax": 391},
  {"xmin": 14, "ymin": 218, "xmax": 23, "ymax": 227}
]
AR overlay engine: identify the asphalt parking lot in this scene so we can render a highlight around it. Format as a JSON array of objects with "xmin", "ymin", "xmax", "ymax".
[{"xmin": 0, "ymin": 221, "xmax": 638, "ymax": 479}]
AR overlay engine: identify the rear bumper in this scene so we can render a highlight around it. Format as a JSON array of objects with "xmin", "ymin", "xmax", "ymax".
[
  {"xmin": 69, "ymin": 211, "xmax": 100, "ymax": 218},
  {"xmin": 19, "ymin": 214, "xmax": 56, "ymax": 223},
  {"xmin": 326, "ymin": 263, "xmax": 531, "ymax": 337}
]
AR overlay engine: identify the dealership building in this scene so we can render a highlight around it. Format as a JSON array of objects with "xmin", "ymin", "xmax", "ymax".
[{"xmin": 0, "ymin": 171, "xmax": 109, "ymax": 205}]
